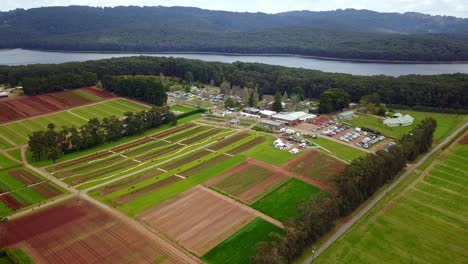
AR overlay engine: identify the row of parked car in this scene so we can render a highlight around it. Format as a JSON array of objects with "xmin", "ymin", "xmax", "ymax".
[
  {"xmin": 339, "ymin": 130, "xmax": 361, "ymax": 142},
  {"xmin": 321, "ymin": 124, "xmax": 350, "ymax": 137},
  {"xmin": 312, "ymin": 121, "xmax": 336, "ymax": 132},
  {"xmin": 357, "ymin": 132, "xmax": 386, "ymax": 149}
]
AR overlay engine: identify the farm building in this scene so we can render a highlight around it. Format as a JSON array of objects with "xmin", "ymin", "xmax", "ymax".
[
  {"xmin": 383, "ymin": 113, "xmax": 414, "ymax": 127},
  {"xmin": 243, "ymin": 107, "xmax": 261, "ymax": 115},
  {"xmin": 259, "ymin": 110, "xmax": 276, "ymax": 117},
  {"xmin": 338, "ymin": 111, "xmax": 355, "ymax": 120},
  {"xmin": 272, "ymin": 112, "xmax": 316, "ymax": 125},
  {"xmin": 260, "ymin": 119, "xmax": 286, "ymax": 131},
  {"xmin": 0, "ymin": 92, "xmax": 8, "ymax": 98}
]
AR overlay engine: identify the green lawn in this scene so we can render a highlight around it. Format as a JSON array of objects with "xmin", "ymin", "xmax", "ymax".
[
  {"xmin": 252, "ymin": 178, "xmax": 323, "ymax": 222},
  {"xmin": 202, "ymin": 218, "xmax": 285, "ymax": 264},
  {"xmin": 170, "ymin": 104, "xmax": 195, "ymax": 114},
  {"xmin": 6, "ymin": 149, "xmax": 21, "ymax": 162},
  {"xmin": 309, "ymin": 137, "xmax": 367, "ymax": 162},
  {"xmin": 0, "ymin": 136, "xmax": 13, "ymax": 149},
  {"xmin": 0, "ymin": 248, "xmax": 34, "ymax": 264},
  {"xmin": 0, "ymin": 200, "xmax": 12, "ymax": 218},
  {"xmin": 348, "ymin": 111, "xmax": 467, "ymax": 141},
  {"xmin": 0, "ymin": 154, "xmax": 20, "ymax": 171},
  {"xmin": 243, "ymin": 135, "xmax": 299, "ymax": 165},
  {"xmin": 315, "ymin": 140, "xmax": 468, "ymax": 264}
]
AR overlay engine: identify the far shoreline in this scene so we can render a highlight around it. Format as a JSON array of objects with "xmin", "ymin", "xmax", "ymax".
[{"xmin": 5, "ymin": 48, "xmax": 468, "ymax": 65}]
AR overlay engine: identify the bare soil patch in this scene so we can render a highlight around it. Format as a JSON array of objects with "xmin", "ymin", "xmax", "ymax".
[
  {"xmin": 283, "ymin": 149, "xmax": 346, "ymax": 184},
  {"xmin": 29, "ymin": 182, "xmax": 63, "ymax": 199},
  {"xmin": 0, "ymin": 199, "xmax": 180, "ymax": 264},
  {"xmin": 139, "ymin": 187, "xmax": 255, "ymax": 256},
  {"xmin": 9, "ymin": 169, "xmax": 42, "ymax": 185}
]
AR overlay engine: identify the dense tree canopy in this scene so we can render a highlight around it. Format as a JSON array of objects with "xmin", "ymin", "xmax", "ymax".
[
  {"xmin": 1, "ymin": 6, "xmax": 468, "ymax": 61},
  {"xmin": 1, "ymin": 56, "xmax": 467, "ymax": 109},
  {"xmin": 318, "ymin": 88, "xmax": 351, "ymax": 113}
]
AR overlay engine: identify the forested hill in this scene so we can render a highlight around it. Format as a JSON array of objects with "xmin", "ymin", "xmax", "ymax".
[{"xmin": 1, "ymin": 6, "xmax": 468, "ymax": 62}]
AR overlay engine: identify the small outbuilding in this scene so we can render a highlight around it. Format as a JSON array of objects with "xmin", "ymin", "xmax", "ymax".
[
  {"xmin": 0, "ymin": 92, "xmax": 8, "ymax": 98},
  {"xmin": 260, "ymin": 119, "xmax": 286, "ymax": 131},
  {"xmin": 338, "ymin": 111, "xmax": 355, "ymax": 120}
]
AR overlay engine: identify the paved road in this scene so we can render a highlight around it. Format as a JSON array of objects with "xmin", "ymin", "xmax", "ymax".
[{"xmin": 303, "ymin": 122, "xmax": 467, "ymax": 263}]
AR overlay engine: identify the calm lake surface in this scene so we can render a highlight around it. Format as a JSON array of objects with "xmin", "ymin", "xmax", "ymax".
[{"xmin": 1, "ymin": 49, "xmax": 468, "ymax": 76}]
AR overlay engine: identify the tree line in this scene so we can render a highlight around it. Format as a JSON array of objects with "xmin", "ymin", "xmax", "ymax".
[
  {"xmin": 252, "ymin": 118, "xmax": 437, "ymax": 263},
  {"xmin": 101, "ymin": 75, "xmax": 172, "ymax": 106},
  {"xmin": 1, "ymin": 57, "xmax": 466, "ymax": 109},
  {"xmin": 22, "ymin": 72, "xmax": 97, "ymax": 95},
  {"xmin": 28, "ymin": 107, "xmax": 176, "ymax": 162}
]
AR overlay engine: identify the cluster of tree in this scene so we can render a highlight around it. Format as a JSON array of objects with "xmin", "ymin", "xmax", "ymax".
[
  {"xmin": 21, "ymin": 72, "xmax": 97, "ymax": 95},
  {"xmin": 28, "ymin": 107, "xmax": 176, "ymax": 162},
  {"xmin": 359, "ymin": 93, "xmax": 388, "ymax": 116},
  {"xmin": 272, "ymin": 92, "xmax": 283, "ymax": 113},
  {"xmin": 318, "ymin": 88, "xmax": 351, "ymax": 113},
  {"xmin": 101, "ymin": 75, "xmax": 169, "ymax": 106},
  {"xmin": 252, "ymin": 118, "xmax": 437, "ymax": 263},
  {"xmin": 400, "ymin": 118, "xmax": 437, "ymax": 161},
  {"xmin": 0, "ymin": 248, "xmax": 34, "ymax": 264},
  {"xmin": 1, "ymin": 56, "xmax": 467, "ymax": 109},
  {"xmin": 1, "ymin": 6, "xmax": 468, "ymax": 61}
]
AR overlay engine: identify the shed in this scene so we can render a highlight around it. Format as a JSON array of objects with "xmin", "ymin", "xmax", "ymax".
[
  {"xmin": 338, "ymin": 111, "xmax": 355, "ymax": 120},
  {"xmin": 0, "ymin": 92, "xmax": 8, "ymax": 98},
  {"xmin": 260, "ymin": 119, "xmax": 286, "ymax": 131},
  {"xmin": 383, "ymin": 114, "xmax": 414, "ymax": 127}
]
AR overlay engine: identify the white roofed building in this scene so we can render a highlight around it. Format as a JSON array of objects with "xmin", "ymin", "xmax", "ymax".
[{"xmin": 383, "ymin": 114, "xmax": 414, "ymax": 127}]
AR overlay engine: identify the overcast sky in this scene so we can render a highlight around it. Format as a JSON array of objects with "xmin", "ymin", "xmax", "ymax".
[{"xmin": 2, "ymin": 0, "xmax": 467, "ymax": 18}]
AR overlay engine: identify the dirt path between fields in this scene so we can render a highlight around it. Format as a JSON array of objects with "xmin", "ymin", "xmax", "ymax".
[
  {"xmin": 197, "ymin": 185, "xmax": 284, "ymax": 228},
  {"xmin": 304, "ymin": 121, "xmax": 468, "ymax": 263}
]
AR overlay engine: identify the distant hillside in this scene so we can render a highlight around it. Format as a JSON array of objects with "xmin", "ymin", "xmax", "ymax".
[{"xmin": 1, "ymin": 6, "xmax": 468, "ymax": 61}]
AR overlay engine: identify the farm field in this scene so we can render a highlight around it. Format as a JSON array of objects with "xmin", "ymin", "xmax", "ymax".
[
  {"xmin": 0, "ymin": 199, "xmax": 189, "ymax": 263},
  {"xmin": 252, "ymin": 178, "xmax": 323, "ymax": 222},
  {"xmin": 206, "ymin": 161, "xmax": 289, "ymax": 204},
  {"xmin": 0, "ymin": 98, "xmax": 151, "ymax": 146},
  {"xmin": 202, "ymin": 218, "xmax": 285, "ymax": 264},
  {"xmin": 49, "ymin": 124, "xmax": 231, "ymax": 189},
  {"xmin": 315, "ymin": 134, "xmax": 468, "ymax": 264},
  {"xmin": 139, "ymin": 187, "xmax": 255, "ymax": 256},
  {"xmin": 242, "ymin": 135, "xmax": 300, "ymax": 165},
  {"xmin": 91, "ymin": 133, "xmax": 267, "ymax": 216},
  {"xmin": 348, "ymin": 111, "xmax": 467, "ymax": 141},
  {"xmin": 0, "ymin": 154, "xmax": 20, "ymax": 171},
  {"xmin": 0, "ymin": 87, "xmax": 112, "ymax": 123},
  {"xmin": 309, "ymin": 136, "xmax": 368, "ymax": 162},
  {"xmin": 0, "ymin": 167, "xmax": 64, "ymax": 217},
  {"xmin": 284, "ymin": 149, "xmax": 346, "ymax": 184},
  {"xmin": 170, "ymin": 104, "xmax": 195, "ymax": 114}
]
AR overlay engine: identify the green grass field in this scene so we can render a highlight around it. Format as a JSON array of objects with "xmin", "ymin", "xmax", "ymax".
[
  {"xmin": 348, "ymin": 111, "xmax": 467, "ymax": 141},
  {"xmin": 252, "ymin": 178, "xmax": 323, "ymax": 222},
  {"xmin": 212, "ymin": 165, "xmax": 273, "ymax": 197},
  {"xmin": 315, "ymin": 139, "xmax": 468, "ymax": 264},
  {"xmin": 0, "ymin": 98, "xmax": 151, "ymax": 147},
  {"xmin": 309, "ymin": 137, "xmax": 367, "ymax": 162},
  {"xmin": 243, "ymin": 135, "xmax": 299, "ymax": 165},
  {"xmin": 202, "ymin": 218, "xmax": 285, "ymax": 264},
  {"xmin": 72, "ymin": 89, "xmax": 102, "ymax": 101},
  {"xmin": 0, "ymin": 154, "xmax": 20, "ymax": 171},
  {"xmin": 6, "ymin": 149, "xmax": 21, "ymax": 161},
  {"xmin": 170, "ymin": 104, "xmax": 195, "ymax": 114}
]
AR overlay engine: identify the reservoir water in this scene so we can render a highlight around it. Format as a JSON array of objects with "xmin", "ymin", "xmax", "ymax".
[{"xmin": 1, "ymin": 49, "xmax": 468, "ymax": 76}]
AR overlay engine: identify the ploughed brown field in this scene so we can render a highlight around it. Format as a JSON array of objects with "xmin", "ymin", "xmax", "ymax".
[
  {"xmin": 139, "ymin": 187, "xmax": 255, "ymax": 256},
  {"xmin": 0, "ymin": 87, "xmax": 112, "ymax": 123},
  {"xmin": 0, "ymin": 199, "xmax": 182, "ymax": 264}
]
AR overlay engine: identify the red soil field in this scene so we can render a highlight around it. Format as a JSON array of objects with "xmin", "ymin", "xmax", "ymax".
[
  {"xmin": 10, "ymin": 169, "xmax": 42, "ymax": 185},
  {"xmin": 139, "ymin": 187, "xmax": 255, "ymax": 256},
  {"xmin": 0, "ymin": 88, "xmax": 112, "ymax": 123},
  {"xmin": 29, "ymin": 182, "xmax": 63, "ymax": 199},
  {"xmin": 0, "ymin": 194, "xmax": 23, "ymax": 210},
  {"xmin": 206, "ymin": 161, "xmax": 289, "ymax": 204},
  {"xmin": 459, "ymin": 133, "xmax": 468, "ymax": 144},
  {"xmin": 82, "ymin": 87, "xmax": 114, "ymax": 98},
  {"xmin": 0, "ymin": 199, "xmax": 184, "ymax": 264},
  {"xmin": 283, "ymin": 149, "xmax": 346, "ymax": 184}
]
